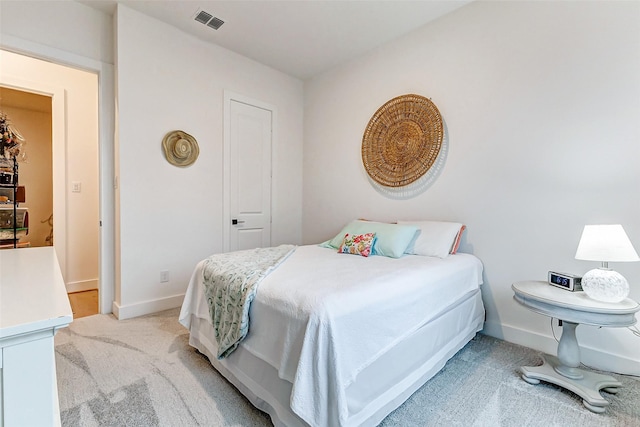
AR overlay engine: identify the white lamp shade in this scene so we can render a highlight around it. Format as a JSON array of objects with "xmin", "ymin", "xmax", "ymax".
[{"xmin": 575, "ymin": 224, "xmax": 639, "ymax": 262}]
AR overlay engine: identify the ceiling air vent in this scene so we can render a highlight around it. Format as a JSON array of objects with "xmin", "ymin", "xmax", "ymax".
[
  {"xmin": 207, "ymin": 17, "xmax": 224, "ymax": 30},
  {"xmin": 193, "ymin": 9, "xmax": 224, "ymax": 30},
  {"xmin": 194, "ymin": 10, "xmax": 213, "ymax": 25}
]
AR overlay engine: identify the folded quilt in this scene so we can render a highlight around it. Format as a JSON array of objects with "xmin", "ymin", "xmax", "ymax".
[{"xmin": 202, "ymin": 244, "xmax": 296, "ymax": 358}]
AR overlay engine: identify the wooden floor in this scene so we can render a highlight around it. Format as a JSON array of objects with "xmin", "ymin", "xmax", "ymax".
[{"xmin": 68, "ymin": 289, "xmax": 99, "ymax": 318}]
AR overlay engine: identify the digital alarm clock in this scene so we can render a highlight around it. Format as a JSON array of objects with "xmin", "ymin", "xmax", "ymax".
[{"xmin": 548, "ymin": 271, "xmax": 582, "ymax": 291}]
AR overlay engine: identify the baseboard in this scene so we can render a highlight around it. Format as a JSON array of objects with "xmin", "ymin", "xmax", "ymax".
[
  {"xmin": 66, "ymin": 279, "xmax": 99, "ymax": 293},
  {"xmin": 112, "ymin": 293, "xmax": 185, "ymax": 320},
  {"xmin": 483, "ymin": 320, "xmax": 640, "ymax": 376}
]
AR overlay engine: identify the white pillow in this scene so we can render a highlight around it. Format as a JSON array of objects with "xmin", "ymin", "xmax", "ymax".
[{"xmin": 397, "ymin": 220, "xmax": 465, "ymax": 258}]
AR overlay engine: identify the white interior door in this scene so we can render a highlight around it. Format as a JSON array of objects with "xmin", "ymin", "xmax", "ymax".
[{"xmin": 225, "ymin": 95, "xmax": 273, "ymax": 252}]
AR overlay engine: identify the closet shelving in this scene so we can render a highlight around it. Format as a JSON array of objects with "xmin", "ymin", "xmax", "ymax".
[
  {"xmin": 0, "ymin": 113, "xmax": 28, "ymax": 249},
  {"xmin": 0, "ymin": 159, "xmax": 28, "ymax": 248}
]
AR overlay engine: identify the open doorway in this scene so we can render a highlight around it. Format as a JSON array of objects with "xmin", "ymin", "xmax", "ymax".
[
  {"xmin": 0, "ymin": 51, "xmax": 100, "ymax": 318},
  {"xmin": 0, "ymin": 88, "xmax": 53, "ymax": 249}
]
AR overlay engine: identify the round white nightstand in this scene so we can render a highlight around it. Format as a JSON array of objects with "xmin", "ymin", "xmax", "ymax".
[{"xmin": 512, "ymin": 280, "xmax": 640, "ymax": 413}]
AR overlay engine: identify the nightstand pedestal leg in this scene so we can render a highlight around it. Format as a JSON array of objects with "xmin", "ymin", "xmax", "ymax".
[
  {"xmin": 521, "ymin": 356, "xmax": 622, "ymax": 413},
  {"xmin": 555, "ymin": 321, "xmax": 583, "ymax": 379},
  {"xmin": 520, "ymin": 321, "xmax": 622, "ymax": 413}
]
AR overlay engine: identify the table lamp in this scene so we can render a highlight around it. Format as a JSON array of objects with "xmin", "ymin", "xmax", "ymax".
[{"xmin": 575, "ymin": 224, "xmax": 639, "ymax": 303}]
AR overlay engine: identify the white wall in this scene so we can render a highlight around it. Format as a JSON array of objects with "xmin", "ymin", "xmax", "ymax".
[
  {"xmin": 3, "ymin": 0, "xmax": 637, "ymax": 374},
  {"xmin": 0, "ymin": 0, "xmax": 116, "ymax": 313},
  {"xmin": 0, "ymin": 1, "xmax": 302, "ymax": 317},
  {"xmin": 0, "ymin": 0, "xmax": 113, "ymax": 65},
  {"xmin": 303, "ymin": 1, "xmax": 640, "ymax": 374},
  {"xmin": 113, "ymin": 5, "xmax": 303, "ymax": 318}
]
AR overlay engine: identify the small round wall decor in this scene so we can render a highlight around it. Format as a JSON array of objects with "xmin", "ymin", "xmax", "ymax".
[
  {"xmin": 162, "ymin": 130, "xmax": 199, "ymax": 167},
  {"xmin": 362, "ymin": 94, "xmax": 443, "ymax": 188}
]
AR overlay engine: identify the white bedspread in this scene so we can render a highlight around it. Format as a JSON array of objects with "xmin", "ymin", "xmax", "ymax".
[{"xmin": 180, "ymin": 245, "xmax": 483, "ymax": 427}]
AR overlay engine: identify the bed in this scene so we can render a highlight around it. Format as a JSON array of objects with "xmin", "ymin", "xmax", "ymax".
[{"xmin": 179, "ymin": 220, "xmax": 485, "ymax": 427}]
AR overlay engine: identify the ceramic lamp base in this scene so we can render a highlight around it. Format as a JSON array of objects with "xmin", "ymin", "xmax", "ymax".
[{"xmin": 581, "ymin": 268, "xmax": 629, "ymax": 303}]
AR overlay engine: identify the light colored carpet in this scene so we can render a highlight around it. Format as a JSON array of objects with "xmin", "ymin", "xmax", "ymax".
[{"xmin": 55, "ymin": 308, "xmax": 640, "ymax": 426}]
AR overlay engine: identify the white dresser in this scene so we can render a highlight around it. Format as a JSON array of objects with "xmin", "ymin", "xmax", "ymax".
[{"xmin": 0, "ymin": 247, "xmax": 73, "ymax": 426}]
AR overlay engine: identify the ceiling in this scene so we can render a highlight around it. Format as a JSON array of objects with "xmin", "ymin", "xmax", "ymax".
[
  {"xmin": 0, "ymin": 87, "xmax": 52, "ymax": 113},
  {"xmin": 78, "ymin": 1, "xmax": 472, "ymax": 80}
]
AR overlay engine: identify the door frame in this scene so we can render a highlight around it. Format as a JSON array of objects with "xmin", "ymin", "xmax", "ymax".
[
  {"xmin": 1, "ymin": 36, "xmax": 116, "ymax": 314},
  {"xmin": 223, "ymin": 90, "xmax": 277, "ymax": 253}
]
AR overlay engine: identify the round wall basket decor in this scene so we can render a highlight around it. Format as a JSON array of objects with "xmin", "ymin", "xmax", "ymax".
[
  {"xmin": 162, "ymin": 130, "xmax": 199, "ymax": 167},
  {"xmin": 362, "ymin": 94, "xmax": 443, "ymax": 188}
]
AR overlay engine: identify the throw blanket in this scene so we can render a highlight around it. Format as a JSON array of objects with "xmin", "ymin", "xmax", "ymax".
[{"xmin": 202, "ymin": 244, "xmax": 296, "ymax": 359}]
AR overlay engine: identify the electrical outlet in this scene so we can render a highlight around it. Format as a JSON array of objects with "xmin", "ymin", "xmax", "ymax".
[{"xmin": 160, "ymin": 270, "xmax": 170, "ymax": 283}]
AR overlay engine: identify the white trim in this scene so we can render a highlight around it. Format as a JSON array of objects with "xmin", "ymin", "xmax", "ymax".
[
  {"xmin": 483, "ymin": 320, "xmax": 640, "ymax": 376},
  {"xmin": 0, "ymin": 35, "xmax": 107, "ymax": 73},
  {"xmin": 222, "ymin": 91, "xmax": 277, "ymax": 253},
  {"xmin": 1, "ymin": 35, "xmax": 116, "ymax": 315},
  {"xmin": 97, "ymin": 63, "xmax": 115, "ymax": 315},
  {"xmin": 223, "ymin": 92, "xmax": 232, "ymax": 253},
  {"xmin": 111, "ymin": 294, "xmax": 185, "ymax": 320},
  {"xmin": 66, "ymin": 279, "xmax": 99, "ymax": 293}
]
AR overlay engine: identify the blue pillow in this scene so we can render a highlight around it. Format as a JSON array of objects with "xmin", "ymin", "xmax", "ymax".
[{"xmin": 327, "ymin": 220, "xmax": 418, "ymax": 258}]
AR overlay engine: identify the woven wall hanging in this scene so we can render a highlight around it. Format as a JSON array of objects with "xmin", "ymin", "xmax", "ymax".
[
  {"xmin": 162, "ymin": 130, "xmax": 199, "ymax": 167},
  {"xmin": 362, "ymin": 94, "xmax": 443, "ymax": 188}
]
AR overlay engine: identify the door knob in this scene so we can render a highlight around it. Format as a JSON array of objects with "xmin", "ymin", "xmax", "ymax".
[{"xmin": 232, "ymin": 219, "xmax": 245, "ymax": 225}]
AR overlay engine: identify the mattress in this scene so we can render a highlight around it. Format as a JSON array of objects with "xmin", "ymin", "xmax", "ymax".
[{"xmin": 180, "ymin": 245, "xmax": 485, "ymax": 426}]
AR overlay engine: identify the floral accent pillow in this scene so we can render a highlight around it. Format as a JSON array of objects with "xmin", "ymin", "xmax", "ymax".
[{"xmin": 338, "ymin": 232, "xmax": 376, "ymax": 257}]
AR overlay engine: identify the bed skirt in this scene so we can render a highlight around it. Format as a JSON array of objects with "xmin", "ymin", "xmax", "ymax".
[{"xmin": 184, "ymin": 288, "xmax": 485, "ymax": 427}]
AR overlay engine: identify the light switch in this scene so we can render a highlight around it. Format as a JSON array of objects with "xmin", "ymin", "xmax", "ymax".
[{"xmin": 72, "ymin": 181, "xmax": 82, "ymax": 193}]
